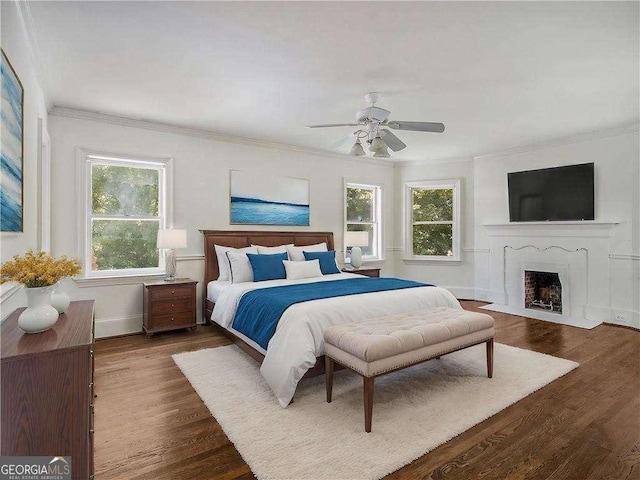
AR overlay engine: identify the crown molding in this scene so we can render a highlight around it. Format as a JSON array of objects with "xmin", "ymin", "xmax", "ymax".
[
  {"xmin": 395, "ymin": 156, "xmax": 474, "ymax": 168},
  {"xmin": 387, "ymin": 122, "xmax": 639, "ymax": 169},
  {"xmin": 473, "ymin": 123, "xmax": 640, "ymax": 162},
  {"xmin": 15, "ymin": 1, "xmax": 52, "ymax": 110},
  {"xmin": 48, "ymin": 108, "xmax": 638, "ymax": 168},
  {"xmin": 49, "ymin": 106, "xmax": 395, "ymax": 168}
]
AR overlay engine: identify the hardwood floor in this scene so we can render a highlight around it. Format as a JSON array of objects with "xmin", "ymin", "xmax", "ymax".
[{"xmin": 93, "ymin": 302, "xmax": 640, "ymax": 479}]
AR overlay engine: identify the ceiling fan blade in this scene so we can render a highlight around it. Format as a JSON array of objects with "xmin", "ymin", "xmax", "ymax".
[
  {"xmin": 385, "ymin": 121, "xmax": 445, "ymax": 133},
  {"xmin": 306, "ymin": 123, "xmax": 360, "ymax": 129},
  {"xmin": 380, "ymin": 129, "xmax": 407, "ymax": 152},
  {"xmin": 331, "ymin": 132, "xmax": 357, "ymax": 149}
]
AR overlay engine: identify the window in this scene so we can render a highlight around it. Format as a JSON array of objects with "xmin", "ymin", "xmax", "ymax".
[
  {"xmin": 79, "ymin": 150, "xmax": 172, "ymax": 277},
  {"xmin": 405, "ymin": 179, "xmax": 460, "ymax": 261},
  {"xmin": 345, "ymin": 182, "xmax": 382, "ymax": 262}
]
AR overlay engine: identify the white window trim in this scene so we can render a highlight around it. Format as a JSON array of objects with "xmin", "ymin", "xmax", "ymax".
[
  {"xmin": 404, "ymin": 179, "xmax": 461, "ymax": 262},
  {"xmin": 344, "ymin": 180, "xmax": 384, "ymax": 263},
  {"xmin": 76, "ymin": 147, "xmax": 174, "ymax": 280}
]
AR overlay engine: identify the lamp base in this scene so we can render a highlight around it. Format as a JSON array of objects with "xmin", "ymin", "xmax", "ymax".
[
  {"xmin": 350, "ymin": 246, "xmax": 363, "ymax": 269},
  {"xmin": 164, "ymin": 249, "xmax": 178, "ymax": 281}
]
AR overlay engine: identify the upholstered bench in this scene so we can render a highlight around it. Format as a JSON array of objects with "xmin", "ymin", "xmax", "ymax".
[{"xmin": 323, "ymin": 307, "xmax": 495, "ymax": 432}]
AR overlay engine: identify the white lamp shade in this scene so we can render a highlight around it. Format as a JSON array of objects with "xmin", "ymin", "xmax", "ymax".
[
  {"xmin": 349, "ymin": 140, "xmax": 366, "ymax": 156},
  {"xmin": 372, "ymin": 146, "xmax": 390, "ymax": 158},
  {"xmin": 370, "ymin": 136, "xmax": 386, "ymax": 152},
  {"xmin": 344, "ymin": 231, "xmax": 369, "ymax": 248},
  {"xmin": 157, "ymin": 229, "xmax": 187, "ymax": 249}
]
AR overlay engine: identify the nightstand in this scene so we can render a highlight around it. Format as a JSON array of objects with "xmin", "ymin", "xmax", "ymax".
[
  {"xmin": 143, "ymin": 278, "xmax": 197, "ymax": 336},
  {"xmin": 342, "ymin": 267, "xmax": 381, "ymax": 278}
]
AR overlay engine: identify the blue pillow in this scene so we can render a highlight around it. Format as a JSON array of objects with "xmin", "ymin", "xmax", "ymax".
[
  {"xmin": 246, "ymin": 253, "xmax": 288, "ymax": 282},
  {"xmin": 303, "ymin": 251, "xmax": 340, "ymax": 275}
]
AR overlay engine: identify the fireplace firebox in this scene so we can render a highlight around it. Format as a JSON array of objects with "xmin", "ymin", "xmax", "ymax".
[{"xmin": 524, "ymin": 270, "xmax": 562, "ymax": 314}]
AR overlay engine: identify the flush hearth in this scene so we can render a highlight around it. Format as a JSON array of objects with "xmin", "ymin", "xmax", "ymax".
[{"xmin": 524, "ymin": 270, "xmax": 563, "ymax": 314}]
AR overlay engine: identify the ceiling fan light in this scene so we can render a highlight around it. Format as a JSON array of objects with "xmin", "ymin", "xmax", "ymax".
[
  {"xmin": 370, "ymin": 136, "xmax": 386, "ymax": 152},
  {"xmin": 372, "ymin": 143, "xmax": 390, "ymax": 158},
  {"xmin": 349, "ymin": 140, "xmax": 366, "ymax": 156}
]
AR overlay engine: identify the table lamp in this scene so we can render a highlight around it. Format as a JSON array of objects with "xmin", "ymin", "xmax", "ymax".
[
  {"xmin": 345, "ymin": 231, "xmax": 369, "ymax": 269},
  {"xmin": 157, "ymin": 229, "xmax": 187, "ymax": 281}
]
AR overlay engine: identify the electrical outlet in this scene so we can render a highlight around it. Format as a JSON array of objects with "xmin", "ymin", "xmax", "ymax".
[{"xmin": 615, "ymin": 313, "xmax": 626, "ymax": 322}]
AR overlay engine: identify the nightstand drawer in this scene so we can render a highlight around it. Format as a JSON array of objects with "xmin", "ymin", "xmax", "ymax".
[
  {"xmin": 151, "ymin": 310, "xmax": 195, "ymax": 328},
  {"xmin": 150, "ymin": 299, "xmax": 193, "ymax": 315},
  {"xmin": 150, "ymin": 285, "xmax": 194, "ymax": 301}
]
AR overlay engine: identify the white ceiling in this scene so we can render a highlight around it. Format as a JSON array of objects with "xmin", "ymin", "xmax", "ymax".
[{"xmin": 29, "ymin": 1, "xmax": 639, "ymax": 162}]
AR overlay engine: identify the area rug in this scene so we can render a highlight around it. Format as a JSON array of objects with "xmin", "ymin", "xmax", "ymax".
[{"xmin": 173, "ymin": 343, "xmax": 578, "ymax": 480}]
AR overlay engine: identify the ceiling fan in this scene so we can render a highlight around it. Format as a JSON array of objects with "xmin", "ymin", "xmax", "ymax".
[{"xmin": 306, "ymin": 92, "xmax": 445, "ymax": 158}]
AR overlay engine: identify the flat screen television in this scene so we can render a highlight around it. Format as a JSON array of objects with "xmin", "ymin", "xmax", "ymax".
[{"xmin": 508, "ymin": 163, "xmax": 595, "ymax": 222}]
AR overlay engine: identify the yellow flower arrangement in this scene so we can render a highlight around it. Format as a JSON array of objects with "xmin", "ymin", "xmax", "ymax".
[{"xmin": 0, "ymin": 251, "xmax": 82, "ymax": 288}]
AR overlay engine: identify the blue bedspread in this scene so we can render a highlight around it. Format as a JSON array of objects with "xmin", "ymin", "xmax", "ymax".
[{"xmin": 232, "ymin": 277, "xmax": 431, "ymax": 349}]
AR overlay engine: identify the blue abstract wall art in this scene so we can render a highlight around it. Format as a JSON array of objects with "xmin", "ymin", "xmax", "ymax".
[
  {"xmin": 230, "ymin": 170, "xmax": 310, "ymax": 226},
  {"xmin": 1, "ymin": 49, "xmax": 24, "ymax": 232}
]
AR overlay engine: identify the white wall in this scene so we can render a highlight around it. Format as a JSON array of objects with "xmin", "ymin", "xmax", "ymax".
[
  {"xmin": 48, "ymin": 113, "xmax": 395, "ymax": 337},
  {"xmin": 393, "ymin": 158, "xmax": 477, "ymax": 299},
  {"xmin": 473, "ymin": 129, "xmax": 640, "ymax": 328},
  {"xmin": 392, "ymin": 127, "xmax": 639, "ymax": 328},
  {"xmin": 0, "ymin": 1, "xmax": 50, "ymax": 318},
  {"xmin": 4, "ymin": 0, "xmax": 634, "ymax": 332}
]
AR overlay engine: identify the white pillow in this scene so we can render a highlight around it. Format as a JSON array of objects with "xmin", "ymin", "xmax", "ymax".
[
  {"xmin": 283, "ymin": 259, "xmax": 323, "ymax": 280},
  {"xmin": 286, "ymin": 242, "xmax": 328, "ymax": 262},
  {"xmin": 226, "ymin": 250, "xmax": 255, "ymax": 283},
  {"xmin": 215, "ymin": 245, "xmax": 257, "ymax": 281},
  {"xmin": 252, "ymin": 244, "xmax": 294, "ymax": 254}
]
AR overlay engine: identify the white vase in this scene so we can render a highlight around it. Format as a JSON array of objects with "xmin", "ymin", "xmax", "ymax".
[
  {"xmin": 18, "ymin": 286, "xmax": 60, "ymax": 334},
  {"xmin": 50, "ymin": 282, "xmax": 71, "ymax": 314}
]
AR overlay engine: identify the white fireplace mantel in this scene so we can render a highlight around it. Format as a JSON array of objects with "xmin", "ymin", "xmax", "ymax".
[
  {"xmin": 483, "ymin": 221, "xmax": 621, "ymax": 238},
  {"xmin": 479, "ymin": 220, "xmax": 620, "ymax": 329}
]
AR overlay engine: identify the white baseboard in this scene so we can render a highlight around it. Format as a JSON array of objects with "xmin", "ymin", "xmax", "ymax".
[
  {"xmin": 602, "ymin": 307, "xmax": 640, "ymax": 330},
  {"xmin": 473, "ymin": 288, "xmax": 490, "ymax": 301},
  {"xmin": 485, "ymin": 290, "xmax": 508, "ymax": 304},
  {"xmin": 480, "ymin": 303, "xmax": 601, "ymax": 329},
  {"xmin": 476, "ymin": 300, "xmax": 639, "ymax": 330},
  {"xmin": 72, "ymin": 294, "xmax": 640, "ymax": 339},
  {"xmin": 442, "ymin": 286, "xmax": 476, "ymax": 300},
  {"xmin": 94, "ymin": 312, "xmax": 205, "ymax": 338},
  {"xmin": 583, "ymin": 303, "xmax": 640, "ymax": 328},
  {"xmin": 94, "ymin": 314, "xmax": 142, "ymax": 339}
]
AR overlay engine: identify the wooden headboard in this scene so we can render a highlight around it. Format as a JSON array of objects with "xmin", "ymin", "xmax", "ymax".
[{"xmin": 201, "ymin": 230, "xmax": 334, "ymax": 286}]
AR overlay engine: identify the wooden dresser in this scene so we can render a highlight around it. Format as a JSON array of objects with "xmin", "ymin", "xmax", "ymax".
[
  {"xmin": 143, "ymin": 278, "xmax": 197, "ymax": 336},
  {"xmin": 1, "ymin": 300, "xmax": 95, "ymax": 480}
]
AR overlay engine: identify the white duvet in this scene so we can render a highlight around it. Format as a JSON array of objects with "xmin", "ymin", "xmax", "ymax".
[{"xmin": 211, "ymin": 273, "xmax": 461, "ymax": 407}]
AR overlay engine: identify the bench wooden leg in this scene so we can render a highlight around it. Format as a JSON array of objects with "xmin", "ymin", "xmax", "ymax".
[
  {"xmin": 363, "ymin": 376, "xmax": 374, "ymax": 433},
  {"xmin": 325, "ymin": 355, "xmax": 334, "ymax": 403},
  {"xmin": 486, "ymin": 339, "xmax": 494, "ymax": 378}
]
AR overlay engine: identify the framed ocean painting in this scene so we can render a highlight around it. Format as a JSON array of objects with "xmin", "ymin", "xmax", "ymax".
[
  {"xmin": 1, "ymin": 49, "xmax": 24, "ymax": 233},
  {"xmin": 230, "ymin": 170, "xmax": 310, "ymax": 226}
]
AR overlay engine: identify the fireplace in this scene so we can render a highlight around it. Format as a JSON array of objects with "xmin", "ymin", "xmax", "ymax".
[
  {"xmin": 524, "ymin": 270, "xmax": 563, "ymax": 314},
  {"xmin": 480, "ymin": 222, "xmax": 615, "ymax": 329}
]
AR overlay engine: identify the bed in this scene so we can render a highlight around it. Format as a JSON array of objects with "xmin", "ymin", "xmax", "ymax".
[{"xmin": 201, "ymin": 230, "xmax": 461, "ymax": 407}]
